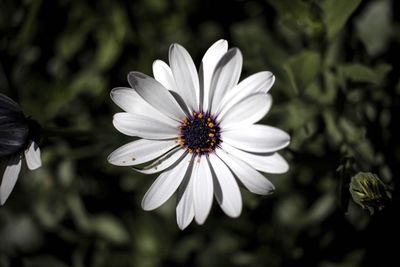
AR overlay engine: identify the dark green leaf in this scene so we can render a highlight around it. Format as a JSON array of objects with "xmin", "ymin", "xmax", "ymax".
[
  {"xmin": 321, "ymin": 0, "xmax": 362, "ymax": 39},
  {"xmin": 284, "ymin": 50, "xmax": 321, "ymax": 93}
]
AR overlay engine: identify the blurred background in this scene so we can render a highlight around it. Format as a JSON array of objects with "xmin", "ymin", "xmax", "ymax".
[{"xmin": 0, "ymin": 0, "xmax": 399, "ymax": 266}]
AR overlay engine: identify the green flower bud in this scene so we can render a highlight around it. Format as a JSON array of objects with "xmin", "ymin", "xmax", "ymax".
[{"xmin": 349, "ymin": 172, "xmax": 391, "ymax": 214}]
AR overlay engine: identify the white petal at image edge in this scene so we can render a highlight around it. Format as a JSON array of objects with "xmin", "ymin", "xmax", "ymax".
[
  {"xmin": 24, "ymin": 141, "xmax": 42, "ymax": 170},
  {"xmin": 1, "ymin": 154, "xmax": 22, "ymax": 205}
]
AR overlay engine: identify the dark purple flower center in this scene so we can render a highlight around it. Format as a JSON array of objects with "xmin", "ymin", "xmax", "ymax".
[{"xmin": 179, "ymin": 112, "xmax": 221, "ymax": 155}]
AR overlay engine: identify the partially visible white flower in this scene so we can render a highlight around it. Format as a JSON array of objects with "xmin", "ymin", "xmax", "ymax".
[
  {"xmin": 108, "ymin": 40, "xmax": 290, "ymax": 229},
  {"xmin": 0, "ymin": 94, "xmax": 42, "ymax": 205}
]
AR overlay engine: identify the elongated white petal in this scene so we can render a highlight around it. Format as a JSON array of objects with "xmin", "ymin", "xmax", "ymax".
[
  {"xmin": 200, "ymin": 39, "xmax": 228, "ymax": 112},
  {"xmin": 110, "ymin": 87, "xmax": 176, "ymax": 125},
  {"xmin": 1, "ymin": 154, "xmax": 22, "ymax": 205},
  {"xmin": 193, "ymin": 156, "xmax": 214, "ymax": 225},
  {"xmin": 142, "ymin": 153, "xmax": 192, "ymax": 211},
  {"xmin": 220, "ymin": 142, "xmax": 289, "ymax": 174},
  {"xmin": 110, "ymin": 87, "xmax": 156, "ymax": 115},
  {"xmin": 176, "ymin": 158, "xmax": 195, "ymax": 230},
  {"xmin": 133, "ymin": 147, "xmax": 186, "ymax": 174},
  {"xmin": 209, "ymin": 48, "xmax": 242, "ymax": 114},
  {"xmin": 152, "ymin": 60, "xmax": 177, "ymax": 92},
  {"xmin": 128, "ymin": 72, "xmax": 186, "ymax": 121},
  {"xmin": 108, "ymin": 139, "xmax": 178, "ymax": 166},
  {"xmin": 218, "ymin": 71, "xmax": 275, "ymax": 115},
  {"xmin": 219, "ymin": 94, "xmax": 272, "ymax": 129},
  {"xmin": 169, "ymin": 44, "xmax": 200, "ymax": 112},
  {"xmin": 113, "ymin": 112, "xmax": 179, "ymax": 139},
  {"xmin": 222, "ymin": 124, "xmax": 290, "ymax": 153},
  {"xmin": 216, "ymin": 149, "xmax": 275, "ymax": 195},
  {"xmin": 24, "ymin": 141, "xmax": 41, "ymax": 170},
  {"xmin": 208, "ymin": 153, "xmax": 242, "ymax": 217}
]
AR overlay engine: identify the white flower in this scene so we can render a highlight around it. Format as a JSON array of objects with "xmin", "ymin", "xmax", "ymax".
[
  {"xmin": 108, "ymin": 40, "xmax": 290, "ymax": 229},
  {"xmin": 0, "ymin": 94, "xmax": 42, "ymax": 205}
]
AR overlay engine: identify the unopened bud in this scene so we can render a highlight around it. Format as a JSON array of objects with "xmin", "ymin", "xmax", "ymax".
[{"xmin": 349, "ymin": 172, "xmax": 391, "ymax": 214}]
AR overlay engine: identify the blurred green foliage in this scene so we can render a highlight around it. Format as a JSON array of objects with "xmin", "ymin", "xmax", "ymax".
[{"xmin": 1, "ymin": 0, "xmax": 399, "ymax": 266}]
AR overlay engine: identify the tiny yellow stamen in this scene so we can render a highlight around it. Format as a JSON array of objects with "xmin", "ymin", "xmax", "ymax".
[
  {"xmin": 208, "ymin": 122, "xmax": 214, "ymax": 128},
  {"xmin": 198, "ymin": 113, "xmax": 203, "ymax": 119},
  {"xmin": 209, "ymin": 133, "xmax": 215, "ymax": 137}
]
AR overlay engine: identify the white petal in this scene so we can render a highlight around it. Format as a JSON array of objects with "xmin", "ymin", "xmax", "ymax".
[
  {"xmin": 133, "ymin": 147, "xmax": 186, "ymax": 174},
  {"xmin": 127, "ymin": 72, "xmax": 186, "ymax": 121},
  {"xmin": 142, "ymin": 153, "xmax": 192, "ymax": 211},
  {"xmin": 220, "ymin": 142, "xmax": 289, "ymax": 174},
  {"xmin": 209, "ymin": 48, "xmax": 242, "ymax": 114},
  {"xmin": 176, "ymin": 176, "xmax": 195, "ymax": 230},
  {"xmin": 1, "ymin": 154, "xmax": 22, "ymax": 205},
  {"xmin": 24, "ymin": 141, "xmax": 41, "ymax": 170},
  {"xmin": 217, "ymin": 71, "xmax": 275, "ymax": 115},
  {"xmin": 110, "ymin": 87, "xmax": 176, "ymax": 125},
  {"xmin": 113, "ymin": 112, "xmax": 179, "ymax": 139},
  {"xmin": 216, "ymin": 149, "xmax": 275, "ymax": 195},
  {"xmin": 199, "ymin": 39, "xmax": 228, "ymax": 112},
  {"xmin": 110, "ymin": 87, "xmax": 155, "ymax": 115},
  {"xmin": 219, "ymin": 94, "xmax": 272, "ymax": 129},
  {"xmin": 222, "ymin": 124, "xmax": 290, "ymax": 153},
  {"xmin": 152, "ymin": 60, "xmax": 177, "ymax": 92},
  {"xmin": 108, "ymin": 139, "xmax": 178, "ymax": 166},
  {"xmin": 208, "ymin": 153, "xmax": 242, "ymax": 217},
  {"xmin": 169, "ymin": 43, "xmax": 200, "ymax": 112},
  {"xmin": 193, "ymin": 156, "xmax": 213, "ymax": 225}
]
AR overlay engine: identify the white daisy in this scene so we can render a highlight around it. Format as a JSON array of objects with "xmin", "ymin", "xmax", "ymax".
[
  {"xmin": 0, "ymin": 94, "xmax": 42, "ymax": 205},
  {"xmin": 108, "ymin": 40, "xmax": 290, "ymax": 229}
]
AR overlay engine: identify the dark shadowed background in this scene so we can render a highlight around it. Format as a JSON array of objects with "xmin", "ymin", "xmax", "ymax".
[{"xmin": 1, "ymin": 0, "xmax": 399, "ymax": 266}]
